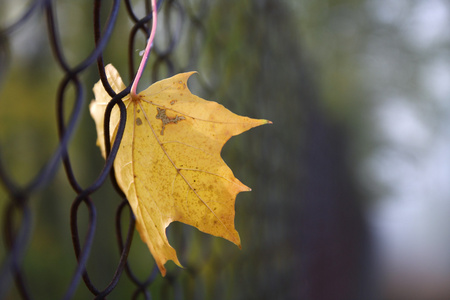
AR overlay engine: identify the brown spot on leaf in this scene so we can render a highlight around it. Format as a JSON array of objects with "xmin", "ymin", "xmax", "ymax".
[{"xmin": 155, "ymin": 107, "xmax": 185, "ymax": 135}]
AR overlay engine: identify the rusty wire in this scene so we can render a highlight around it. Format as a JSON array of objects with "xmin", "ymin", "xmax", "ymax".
[
  {"xmin": 0, "ymin": 0, "xmax": 212, "ymax": 298},
  {"xmin": 0, "ymin": 1, "xmax": 372, "ymax": 299}
]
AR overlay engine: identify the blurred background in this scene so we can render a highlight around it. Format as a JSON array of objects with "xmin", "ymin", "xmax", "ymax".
[{"xmin": 1, "ymin": 0, "xmax": 450, "ymax": 299}]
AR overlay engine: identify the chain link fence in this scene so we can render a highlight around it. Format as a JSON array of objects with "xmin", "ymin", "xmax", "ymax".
[{"xmin": 0, "ymin": 0, "xmax": 367, "ymax": 299}]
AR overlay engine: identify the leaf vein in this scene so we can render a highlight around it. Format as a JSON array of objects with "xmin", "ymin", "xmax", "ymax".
[{"xmin": 139, "ymin": 101, "xmax": 234, "ymax": 236}]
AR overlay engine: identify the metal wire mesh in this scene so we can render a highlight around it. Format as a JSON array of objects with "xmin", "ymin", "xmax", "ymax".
[
  {"xmin": 0, "ymin": 0, "xmax": 314, "ymax": 299},
  {"xmin": 0, "ymin": 0, "xmax": 215, "ymax": 298}
]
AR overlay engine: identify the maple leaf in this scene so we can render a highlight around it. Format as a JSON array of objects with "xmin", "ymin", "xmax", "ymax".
[{"xmin": 90, "ymin": 64, "xmax": 270, "ymax": 276}]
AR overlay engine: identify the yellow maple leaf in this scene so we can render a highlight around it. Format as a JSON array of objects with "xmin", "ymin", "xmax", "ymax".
[{"xmin": 90, "ymin": 64, "xmax": 270, "ymax": 276}]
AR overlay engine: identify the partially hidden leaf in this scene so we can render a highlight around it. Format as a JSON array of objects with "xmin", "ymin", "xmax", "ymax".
[{"xmin": 90, "ymin": 64, "xmax": 271, "ymax": 276}]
